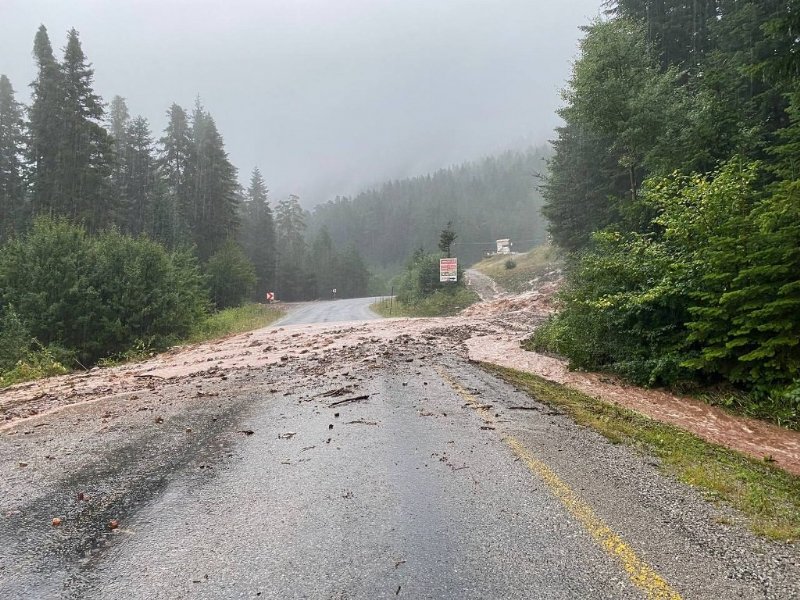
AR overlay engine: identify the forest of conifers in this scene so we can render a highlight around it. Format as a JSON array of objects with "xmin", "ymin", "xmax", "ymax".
[
  {"xmin": 0, "ymin": 25, "xmax": 374, "ymax": 370},
  {"xmin": 534, "ymin": 0, "xmax": 799, "ymax": 423},
  {"xmin": 308, "ymin": 147, "xmax": 549, "ymax": 271}
]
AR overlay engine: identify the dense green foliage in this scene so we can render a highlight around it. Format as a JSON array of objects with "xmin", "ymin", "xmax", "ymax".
[
  {"xmin": 0, "ymin": 75, "xmax": 25, "ymax": 237},
  {"xmin": 537, "ymin": 1, "xmax": 800, "ymax": 424},
  {"xmin": 239, "ymin": 168, "xmax": 276, "ymax": 301},
  {"xmin": 0, "ymin": 25, "xmax": 375, "ymax": 380},
  {"xmin": 309, "ymin": 148, "xmax": 549, "ymax": 270},
  {"xmin": 0, "ymin": 25, "xmax": 372, "ymax": 308},
  {"xmin": 385, "ymin": 248, "xmax": 478, "ymax": 316},
  {"xmin": 0, "ymin": 218, "xmax": 208, "ymax": 365},
  {"xmin": 206, "ymin": 240, "xmax": 257, "ymax": 310},
  {"xmin": 0, "ymin": 306, "xmax": 30, "ymax": 372}
]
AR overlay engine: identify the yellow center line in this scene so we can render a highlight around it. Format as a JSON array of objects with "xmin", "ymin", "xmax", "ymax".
[{"xmin": 436, "ymin": 367, "xmax": 682, "ymax": 600}]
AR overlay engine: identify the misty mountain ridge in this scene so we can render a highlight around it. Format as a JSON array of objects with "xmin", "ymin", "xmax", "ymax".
[{"xmin": 308, "ymin": 146, "xmax": 551, "ymax": 271}]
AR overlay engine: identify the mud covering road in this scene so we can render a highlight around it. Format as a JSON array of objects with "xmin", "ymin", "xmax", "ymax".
[{"xmin": 1, "ymin": 298, "xmax": 798, "ymax": 599}]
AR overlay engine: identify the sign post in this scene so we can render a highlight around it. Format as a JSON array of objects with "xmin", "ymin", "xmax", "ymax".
[
  {"xmin": 265, "ymin": 291, "xmax": 275, "ymax": 302},
  {"xmin": 439, "ymin": 257, "xmax": 458, "ymax": 282}
]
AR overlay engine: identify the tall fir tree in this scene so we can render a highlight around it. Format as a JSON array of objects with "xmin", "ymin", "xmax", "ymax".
[
  {"xmin": 274, "ymin": 194, "xmax": 311, "ymax": 300},
  {"xmin": 28, "ymin": 25, "xmax": 62, "ymax": 219},
  {"xmin": 188, "ymin": 100, "xmax": 239, "ymax": 261},
  {"xmin": 239, "ymin": 167, "xmax": 276, "ymax": 300},
  {"xmin": 57, "ymin": 28, "xmax": 113, "ymax": 231},
  {"xmin": 122, "ymin": 116, "xmax": 158, "ymax": 235},
  {"xmin": 309, "ymin": 226, "xmax": 338, "ymax": 298},
  {"xmin": 107, "ymin": 95, "xmax": 130, "ymax": 225},
  {"xmin": 337, "ymin": 243, "xmax": 370, "ymax": 298},
  {"xmin": 158, "ymin": 103, "xmax": 193, "ymax": 245},
  {"xmin": 0, "ymin": 75, "xmax": 26, "ymax": 239}
]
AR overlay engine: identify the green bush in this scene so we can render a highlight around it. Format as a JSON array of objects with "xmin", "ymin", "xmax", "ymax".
[
  {"xmin": 0, "ymin": 218, "xmax": 209, "ymax": 366},
  {"xmin": 389, "ymin": 248, "xmax": 477, "ymax": 316},
  {"xmin": 205, "ymin": 240, "xmax": 257, "ymax": 309},
  {"xmin": 0, "ymin": 307, "xmax": 31, "ymax": 372},
  {"xmin": 504, "ymin": 258, "xmax": 516, "ymax": 270},
  {"xmin": 0, "ymin": 342, "xmax": 69, "ymax": 388},
  {"xmin": 533, "ymin": 159, "xmax": 800, "ymax": 421}
]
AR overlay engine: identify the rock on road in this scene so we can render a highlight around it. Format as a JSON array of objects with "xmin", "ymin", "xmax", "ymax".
[{"xmin": 0, "ymin": 298, "xmax": 798, "ymax": 599}]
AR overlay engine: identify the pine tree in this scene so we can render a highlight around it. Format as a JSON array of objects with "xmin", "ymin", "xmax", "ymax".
[
  {"xmin": 239, "ymin": 167, "xmax": 276, "ymax": 300},
  {"xmin": 0, "ymin": 75, "xmax": 25, "ymax": 239},
  {"xmin": 28, "ymin": 25, "xmax": 62, "ymax": 219},
  {"xmin": 542, "ymin": 120, "xmax": 627, "ymax": 250},
  {"xmin": 309, "ymin": 226, "xmax": 338, "ymax": 298},
  {"xmin": 122, "ymin": 117, "xmax": 158, "ymax": 235},
  {"xmin": 438, "ymin": 221, "xmax": 457, "ymax": 257},
  {"xmin": 107, "ymin": 95, "xmax": 130, "ymax": 225},
  {"xmin": 158, "ymin": 103, "xmax": 193, "ymax": 245},
  {"xmin": 188, "ymin": 100, "xmax": 239, "ymax": 260},
  {"xmin": 107, "ymin": 95, "xmax": 130, "ymax": 150},
  {"xmin": 57, "ymin": 28, "xmax": 113, "ymax": 231},
  {"xmin": 337, "ymin": 243, "xmax": 370, "ymax": 298},
  {"xmin": 274, "ymin": 194, "xmax": 311, "ymax": 300}
]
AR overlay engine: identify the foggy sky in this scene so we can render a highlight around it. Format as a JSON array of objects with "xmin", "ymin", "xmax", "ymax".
[{"xmin": 1, "ymin": 0, "xmax": 602, "ymax": 206}]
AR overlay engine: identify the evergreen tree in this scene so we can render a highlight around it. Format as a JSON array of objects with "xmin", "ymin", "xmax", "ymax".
[
  {"xmin": 158, "ymin": 103, "xmax": 193, "ymax": 245},
  {"xmin": 239, "ymin": 167, "xmax": 276, "ymax": 300},
  {"xmin": 122, "ymin": 117, "xmax": 158, "ymax": 235},
  {"xmin": 274, "ymin": 194, "xmax": 311, "ymax": 300},
  {"xmin": 541, "ymin": 121, "xmax": 627, "ymax": 250},
  {"xmin": 106, "ymin": 95, "xmax": 130, "ymax": 225},
  {"xmin": 188, "ymin": 100, "xmax": 239, "ymax": 260},
  {"xmin": 56, "ymin": 28, "xmax": 113, "ymax": 231},
  {"xmin": 28, "ymin": 25, "xmax": 62, "ymax": 219},
  {"xmin": 205, "ymin": 239, "xmax": 257, "ymax": 309},
  {"xmin": 438, "ymin": 221, "xmax": 457, "ymax": 257},
  {"xmin": 337, "ymin": 243, "xmax": 370, "ymax": 298},
  {"xmin": 0, "ymin": 75, "xmax": 25, "ymax": 239},
  {"xmin": 309, "ymin": 226, "xmax": 338, "ymax": 298},
  {"xmin": 107, "ymin": 95, "xmax": 130, "ymax": 151}
]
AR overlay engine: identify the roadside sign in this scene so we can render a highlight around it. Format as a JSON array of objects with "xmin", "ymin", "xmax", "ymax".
[
  {"xmin": 266, "ymin": 291, "xmax": 275, "ymax": 301},
  {"xmin": 439, "ymin": 257, "xmax": 458, "ymax": 282}
]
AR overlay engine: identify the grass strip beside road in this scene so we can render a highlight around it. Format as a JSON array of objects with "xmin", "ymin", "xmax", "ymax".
[
  {"xmin": 188, "ymin": 303, "xmax": 285, "ymax": 343},
  {"xmin": 483, "ymin": 363, "xmax": 800, "ymax": 542}
]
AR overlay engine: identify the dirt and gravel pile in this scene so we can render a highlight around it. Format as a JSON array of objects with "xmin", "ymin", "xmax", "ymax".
[{"xmin": 2, "ymin": 275, "xmax": 800, "ymax": 476}]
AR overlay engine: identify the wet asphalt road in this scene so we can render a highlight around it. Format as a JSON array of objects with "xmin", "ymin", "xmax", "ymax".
[
  {"xmin": 273, "ymin": 297, "xmax": 382, "ymax": 326},
  {"xmin": 2, "ymin": 302, "xmax": 798, "ymax": 599}
]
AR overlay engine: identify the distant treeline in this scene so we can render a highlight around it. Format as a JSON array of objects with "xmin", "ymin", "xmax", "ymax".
[
  {"xmin": 535, "ymin": 1, "xmax": 800, "ymax": 423},
  {"xmin": 308, "ymin": 147, "xmax": 550, "ymax": 272},
  {"xmin": 0, "ymin": 25, "xmax": 371, "ymax": 303}
]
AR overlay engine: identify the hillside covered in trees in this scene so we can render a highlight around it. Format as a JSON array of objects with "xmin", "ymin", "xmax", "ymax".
[
  {"xmin": 308, "ymin": 147, "xmax": 550, "ymax": 271},
  {"xmin": 0, "ymin": 25, "xmax": 372, "ymax": 374},
  {"xmin": 0, "ymin": 25, "xmax": 371, "ymax": 301},
  {"xmin": 534, "ymin": 1, "xmax": 800, "ymax": 424}
]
